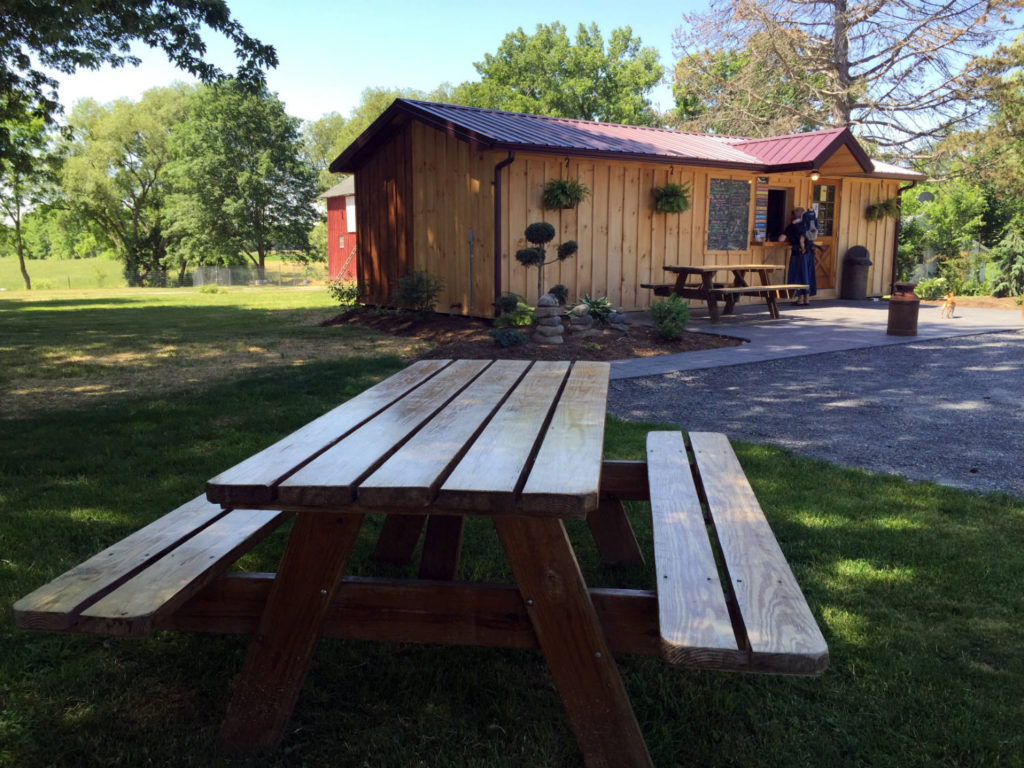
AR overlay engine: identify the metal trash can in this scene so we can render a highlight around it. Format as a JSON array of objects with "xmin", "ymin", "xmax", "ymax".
[
  {"xmin": 887, "ymin": 281, "xmax": 920, "ymax": 336},
  {"xmin": 840, "ymin": 246, "xmax": 872, "ymax": 300}
]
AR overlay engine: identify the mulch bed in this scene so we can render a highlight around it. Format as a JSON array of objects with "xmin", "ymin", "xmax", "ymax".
[{"xmin": 320, "ymin": 308, "xmax": 744, "ymax": 361}]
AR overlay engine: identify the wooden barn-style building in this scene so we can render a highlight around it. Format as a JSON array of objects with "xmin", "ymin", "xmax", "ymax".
[
  {"xmin": 329, "ymin": 99, "xmax": 924, "ymax": 317},
  {"xmin": 321, "ymin": 176, "xmax": 358, "ymax": 282}
]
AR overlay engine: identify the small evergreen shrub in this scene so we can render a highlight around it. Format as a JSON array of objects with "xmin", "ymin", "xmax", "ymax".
[
  {"xmin": 493, "ymin": 293, "xmax": 534, "ymax": 327},
  {"xmin": 648, "ymin": 294, "xmax": 690, "ymax": 340},
  {"xmin": 489, "ymin": 328, "xmax": 529, "ymax": 347},
  {"xmin": 547, "ymin": 284, "xmax": 569, "ymax": 305},
  {"xmin": 392, "ymin": 270, "xmax": 443, "ymax": 313}
]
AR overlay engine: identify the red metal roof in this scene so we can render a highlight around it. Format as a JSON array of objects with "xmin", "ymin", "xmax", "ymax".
[{"xmin": 329, "ymin": 100, "xmax": 922, "ymax": 179}]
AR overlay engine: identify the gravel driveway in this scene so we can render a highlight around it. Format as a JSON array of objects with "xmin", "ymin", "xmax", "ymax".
[{"xmin": 608, "ymin": 330, "xmax": 1024, "ymax": 497}]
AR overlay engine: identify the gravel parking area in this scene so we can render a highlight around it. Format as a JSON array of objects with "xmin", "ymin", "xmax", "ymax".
[{"xmin": 608, "ymin": 330, "xmax": 1024, "ymax": 497}]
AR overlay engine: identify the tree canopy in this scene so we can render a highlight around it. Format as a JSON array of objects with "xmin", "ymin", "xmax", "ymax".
[
  {"xmin": 673, "ymin": 0, "xmax": 1024, "ymax": 153},
  {"xmin": 168, "ymin": 82, "xmax": 318, "ymax": 276},
  {"xmin": 457, "ymin": 22, "xmax": 664, "ymax": 125},
  {"xmin": 1, "ymin": 0, "xmax": 276, "ymax": 170}
]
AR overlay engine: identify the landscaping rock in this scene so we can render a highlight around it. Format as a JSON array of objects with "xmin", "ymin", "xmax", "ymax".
[
  {"xmin": 536, "ymin": 293, "xmax": 558, "ymax": 307},
  {"xmin": 533, "ymin": 306, "xmax": 562, "ymax": 318},
  {"xmin": 532, "ymin": 333, "xmax": 564, "ymax": 344},
  {"xmin": 536, "ymin": 316, "xmax": 563, "ymax": 327},
  {"xmin": 534, "ymin": 323, "xmax": 564, "ymax": 337}
]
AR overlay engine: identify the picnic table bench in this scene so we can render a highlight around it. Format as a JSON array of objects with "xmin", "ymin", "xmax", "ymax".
[
  {"xmin": 642, "ymin": 263, "xmax": 808, "ymax": 322},
  {"xmin": 14, "ymin": 359, "xmax": 827, "ymax": 768}
]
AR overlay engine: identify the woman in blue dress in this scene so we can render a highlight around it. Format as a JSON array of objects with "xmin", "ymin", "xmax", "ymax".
[{"xmin": 782, "ymin": 207, "xmax": 816, "ymax": 305}]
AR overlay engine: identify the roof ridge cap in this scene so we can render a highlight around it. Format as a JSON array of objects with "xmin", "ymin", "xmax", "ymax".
[{"xmin": 400, "ymin": 99, "xmax": 695, "ymax": 136}]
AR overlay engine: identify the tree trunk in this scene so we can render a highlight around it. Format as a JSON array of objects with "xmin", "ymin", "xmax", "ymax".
[
  {"xmin": 831, "ymin": 0, "xmax": 853, "ymax": 127},
  {"xmin": 17, "ymin": 232, "xmax": 31, "ymax": 290}
]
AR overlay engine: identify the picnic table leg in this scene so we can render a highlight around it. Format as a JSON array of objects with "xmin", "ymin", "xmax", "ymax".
[
  {"xmin": 701, "ymin": 272, "xmax": 722, "ymax": 323},
  {"xmin": 587, "ymin": 499, "xmax": 644, "ymax": 566},
  {"xmin": 754, "ymin": 268, "xmax": 780, "ymax": 318},
  {"xmin": 494, "ymin": 516, "xmax": 653, "ymax": 768},
  {"xmin": 418, "ymin": 515, "xmax": 465, "ymax": 580},
  {"xmin": 373, "ymin": 513, "xmax": 426, "ymax": 564},
  {"xmin": 217, "ymin": 511, "xmax": 364, "ymax": 753}
]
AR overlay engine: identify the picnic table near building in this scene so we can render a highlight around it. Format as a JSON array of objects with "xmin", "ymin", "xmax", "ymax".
[
  {"xmin": 14, "ymin": 359, "xmax": 828, "ymax": 768},
  {"xmin": 642, "ymin": 263, "xmax": 808, "ymax": 322}
]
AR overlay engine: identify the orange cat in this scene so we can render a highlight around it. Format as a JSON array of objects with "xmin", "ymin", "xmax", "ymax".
[{"xmin": 940, "ymin": 292, "xmax": 956, "ymax": 319}]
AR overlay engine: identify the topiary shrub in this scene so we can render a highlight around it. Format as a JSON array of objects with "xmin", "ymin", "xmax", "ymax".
[
  {"xmin": 542, "ymin": 178, "xmax": 589, "ymax": 210},
  {"xmin": 516, "ymin": 222, "xmax": 578, "ymax": 301},
  {"xmin": 392, "ymin": 270, "xmax": 443, "ymax": 314},
  {"xmin": 493, "ymin": 292, "xmax": 534, "ymax": 327},
  {"xmin": 648, "ymin": 294, "xmax": 690, "ymax": 340},
  {"xmin": 547, "ymin": 284, "xmax": 569, "ymax": 305}
]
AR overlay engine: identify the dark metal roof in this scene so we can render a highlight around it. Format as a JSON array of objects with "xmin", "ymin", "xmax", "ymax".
[{"xmin": 328, "ymin": 99, "xmax": 921, "ymax": 179}]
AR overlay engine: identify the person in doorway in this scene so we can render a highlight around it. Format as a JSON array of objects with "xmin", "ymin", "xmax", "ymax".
[{"xmin": 782, "ymin": 207, "xmax": 816, "ymax": 305}]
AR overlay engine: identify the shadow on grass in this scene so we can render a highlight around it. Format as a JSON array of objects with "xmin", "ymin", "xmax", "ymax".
[{"xmin": 2, "ymin": 369, "xmax": 1023, "ymax": 768}]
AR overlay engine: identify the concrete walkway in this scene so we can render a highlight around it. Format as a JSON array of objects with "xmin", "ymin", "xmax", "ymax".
[{"xmin": 613, "ymin": 299, "xmax": 1024, "ymax": 378}]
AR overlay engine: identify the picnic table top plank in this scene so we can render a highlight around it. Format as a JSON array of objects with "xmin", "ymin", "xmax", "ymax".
[
  {"xmin": 206, "ymin": 359, "xmax": 451, "ymax": 506},
  {"xmin": 437, "ymin": 361, "xmax": 571, "ymax": 512},
  {"xmin": 275, "ymin": 359, "xmax": 490, "ymax": 508},
  {"xmin": 712, "ymin": 283, "xmax": 808, "ymax": 294},
  {"xmin": 358, "ymin": 360, "xmax": 531, "ymax": 507},
  {"xmin": 520, "ymin": 361, "xmax": 610, "ymax": 518},
  {"xmin": 689, "ymin": 431, "xmax": 829, "ymax": 674},
  {"xmin": 645, "ymin": 431, "xmax": 741, "ymax": 666},
  {"xmin": 12, "ymin": 494, "xmax": 230, "ymax": 632},
  {"xmin": 664, "ymin": 264, "xmax": 784, "ymax": 274}
]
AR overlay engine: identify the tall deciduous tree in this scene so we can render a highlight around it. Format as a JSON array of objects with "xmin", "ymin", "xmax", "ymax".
[
  {"xmin": 459, "ymin": 22, "xmax": 664, "ymax": 125},
  {"xmin": 61, "ymin": 85, "xmax": 193, "ymax": 285},
  {"xmin": 673, "ymin": 0, "xmax": 1023, "ymax": 152},
  {"xmin": 672, "ymin": 32, "xmax": 829, "ymax": 136},
  {"xmin": 0, "ymin": 0, "xmax": 275, "ymax": 172},
  {"xmin": 168, "ymin": 82, "xmax": 318, "ymax": 277},
  {"xmin": 0, "ymin": 107, "xmax": 60, "ymax": 289}
]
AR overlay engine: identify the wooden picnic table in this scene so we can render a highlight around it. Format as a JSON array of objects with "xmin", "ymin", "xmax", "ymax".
[
  {"xmin": 15, "ymin": 358, "xmax": 828, "ymax": 768},
  {"xmin": 642, "ymin": 263, "xmax": 808, "ymax": 322}
]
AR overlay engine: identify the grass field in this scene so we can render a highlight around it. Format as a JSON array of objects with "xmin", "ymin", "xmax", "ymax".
[
  {"xmin": 0, "ymin": 255, "xmax": 328, "ymax": 292},
  {"xmin": 1, "ymin": 288, "xmax": 1022, "ymax": 767}
]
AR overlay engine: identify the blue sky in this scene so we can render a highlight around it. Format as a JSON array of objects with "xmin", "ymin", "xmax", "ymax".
[{"xmin": 51, "ymin": 0, "xmax": 703, "ymax": 123}]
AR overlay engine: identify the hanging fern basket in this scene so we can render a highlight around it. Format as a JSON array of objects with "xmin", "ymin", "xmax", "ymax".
[
  {"xmin": 652, "ymin": 181, "xmax": 691, "ymax": 214},
  {"xmin": 542, "ymin": 178, "xmax": 590, "ymax": 210},
  {"xmin": 865, "ymin": 197, "xmax": 900, "ymax": 221}
]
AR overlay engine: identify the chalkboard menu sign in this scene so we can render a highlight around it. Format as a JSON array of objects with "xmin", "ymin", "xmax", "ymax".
[{"xmin": 706, "ymin": 178, "xmax": 751, "ymax": 250}]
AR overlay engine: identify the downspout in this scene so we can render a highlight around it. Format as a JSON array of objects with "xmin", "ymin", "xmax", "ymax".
[
  {"xmin": 891, "ymin": 180, "xmax": 918, "ymax": 295},
  {"xmin": 493, "ymin": 151, "xmax": 516, "ymax": 317}
]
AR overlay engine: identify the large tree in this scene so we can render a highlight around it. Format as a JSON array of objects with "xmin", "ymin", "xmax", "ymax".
[
  {"xmin": 458, "ymin": 22, "xmax": 664, "ymax": 125},
  {"xmin": 61, "ymin": 85, "xmax": 193, "ymax": 285},
  {"xmin": 672, "ymin": 32, "xmax": 829, "ymax": 136},
  {"xmin": 167, "ymin": 82, "xmax": 318, "ymax": 278},
  {"xmin": 0, "ymin": 0, "xmax": 275, "ymax": 172},
  {"xmin": 0, "ymin": 108, "xmax": 60, "ymax": 289},
  {"xmin": 673, "ymin": 0, "xmax": 1023, "ymax": 152}
]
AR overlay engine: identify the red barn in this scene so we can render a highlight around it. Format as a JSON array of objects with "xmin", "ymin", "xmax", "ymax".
[{"xmin": 322, "ymin": 177, "xmax": 358, "ymax": 282}]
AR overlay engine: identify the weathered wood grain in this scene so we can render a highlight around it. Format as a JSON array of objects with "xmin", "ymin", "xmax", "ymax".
[
  {"xmin": 13, "ymin": 494, "xmax": 231, "ymax": 632},
  {"xmin": 276, "ymin": 360, "xmax": 490, "ymax": 508},
  {"xmin": 645, "ymin": 431, "xmax": 742, "ymax": 667},
  {"xmin": 520, "ymin": 361, "xmax": 609, "ymax": 518},
  {"xmin": 438, "ymin": 361, "xmax": 569, "ymax": 512},
  {"xmin": 206, "ymin": 359, "xmax": 451, "ymax": 506},
  {"xmin": 358, "ymin": 360, "xmax": 529, "ymax": 507},
  {"xmin": 495, "ymin": 515, "xmax": 653, "ymax": 768},
  {"xmin": 78, "ymin": 508, "xmax": 286, "ymax": 636},
  {"xmin": 689, "ymin": 431, "xmax": 829, "ymax": 674}
]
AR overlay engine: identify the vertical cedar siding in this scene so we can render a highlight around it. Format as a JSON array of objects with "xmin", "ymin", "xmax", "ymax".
[
  {"xmin": 408, "ymin": 122, "xmax": 496, "ymax": 317},
  {"xmin": 355, "ymin": 124, "xmax": 414, "ymax": 306},
  {"xmin": 498, "ymin": 153, "xmax": 900, "ymax": 311},
  {"xmin": 351, "ymin": 121, "xmax": 902, "ymax": 316}
]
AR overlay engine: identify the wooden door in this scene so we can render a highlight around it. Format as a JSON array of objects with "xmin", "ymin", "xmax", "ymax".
[{"xmin": 811, "ymin": 182, "xmax": 838, "ymax": 290}]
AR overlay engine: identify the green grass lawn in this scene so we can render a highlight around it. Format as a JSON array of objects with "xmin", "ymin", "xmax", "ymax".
[{"xmin": 1, "ymin": 289, "xmax": 1022, "ymax": 767}]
